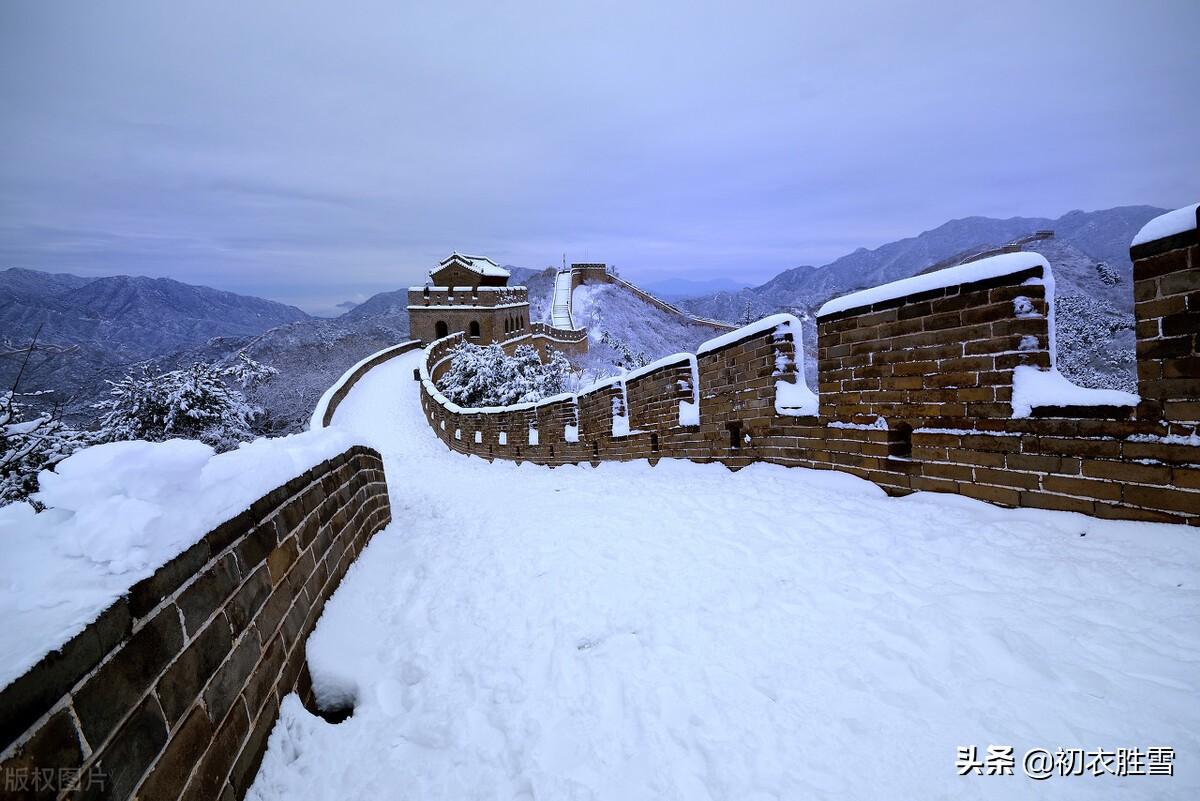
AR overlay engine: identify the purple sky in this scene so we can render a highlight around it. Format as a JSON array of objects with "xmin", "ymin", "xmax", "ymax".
[{"xmin": 1, "ymin": 1, "xmax": 1197, "ymax": 315}]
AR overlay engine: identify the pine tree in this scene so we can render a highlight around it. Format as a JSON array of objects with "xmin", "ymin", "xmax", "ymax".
[
  {"xmin": 222, "ymin": 351, "xmax": 278, "ymax": 390},
  {"xmin": 95, "ymin": 361, "xmax": 259, "ymax": 450},
  {"xmin": 437, "ymin": 342, "xmax": 573, "ymax": 407},
  {"xmin": 740, "ymin": 298, "xmax": 755, "ymax": 326}
]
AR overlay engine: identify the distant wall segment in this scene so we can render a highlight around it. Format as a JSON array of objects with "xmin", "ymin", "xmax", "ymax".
[{"xmin": 418, "ymin": 210, "xmax": 1200, "ymax": 526}]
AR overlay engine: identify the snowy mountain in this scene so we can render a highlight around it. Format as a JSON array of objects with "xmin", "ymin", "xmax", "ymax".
[
  {"xmin": 0, "ymin": 268, "xmax": 310, "ymax": 414},
  {"xmin": 564, "ymin": 282, "xmax": 719, "ymax": 380},
  {"xmin": 676, "ymin": 206, "xmax": 1163, "ymax": 390}
]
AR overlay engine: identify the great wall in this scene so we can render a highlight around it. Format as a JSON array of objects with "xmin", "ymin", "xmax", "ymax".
[
  {"xmin": 416, "ymin": 209, "xmax": 1200, "ymax": 527},
  {"xmin": 1, "ymin": 205, "xmax": 1196, "ymax": 799}
]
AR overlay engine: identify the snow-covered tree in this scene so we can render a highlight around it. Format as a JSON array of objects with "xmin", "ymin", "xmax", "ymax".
[
  {"xmin": 0, "ymin": 329, "xmax": 91, "ymax": 508},
  {"xmin": 740, "ymin": 298, "xmax": 756, "ymax": 326},
  {"xmin": 598, "ymin": 330, "xmax": 650, "ymax": 370},
  {"xmin": 95, "ymin": 361, "xmax": 259, "ymax": 450},
  {"xmin": 222, "ymin": 351, "xmax": 278, "ymax": 390},
  {"xmin": 437, "ymin": 342, "xmax": 572, "ymax": 407},
  {"xmin": 1, "ymin": 390, "xmax": 90, "ymax": 508}
]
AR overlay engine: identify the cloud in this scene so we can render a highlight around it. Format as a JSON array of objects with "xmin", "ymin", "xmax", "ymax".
[{"xmin": 1, "ymin": 0, "xmax": 1197, "ymax": 312}]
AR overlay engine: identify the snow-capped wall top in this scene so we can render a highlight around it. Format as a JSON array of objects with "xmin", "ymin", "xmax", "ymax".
[
  {"xmin": 0, "ymin": 428, "xmax": 363, "ymax": 688},
  {"xmin": 817, "ymin": 252, "xmax": 1051, "ymax": 318},
  {"xmin": 1131, "ymin": 202, "xmax": 1199, "ymax": 247},
  {"xmin": 437, "ymin": 252, "xmax": 510, "ymax": 278},
  {"xmin": 696, "ymin": 313, "xmax": 799, "ymax": 354},
  {"xmin": 407, "ymin": 285, "xmax": 524, "ymax": 293}
]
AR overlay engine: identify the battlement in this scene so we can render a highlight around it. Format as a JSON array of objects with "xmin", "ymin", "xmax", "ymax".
[
  {"xmin": 417, "ymin": 205, "xmax": 1200, "ymax": 526},
  {"xmin": 406, "ymin": 286, "xmax": 529, "ymax": 309}
]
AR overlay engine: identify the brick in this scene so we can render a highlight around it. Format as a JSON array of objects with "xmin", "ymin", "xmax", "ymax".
[
  {"xmin": 235, "ymin": 524, "xmax": 278, "ymax": 573},
  {"xmin": 266, "ymin": 536, "xmax": 300, "ymax": 585},
  {"xmin": 203, "ymin": 630, "xmax": 262, "ymax": 726},
  {"xmin": 156, "ymin": 612, "xmax": 234, "ymax": 725},
  {"xmin": 133, "ymin": 705, "xmax": 213, "ymax": 801},
  {"xmin": 1081, "ymin": 459, "xmax": 1171, "ymax": 485},
  {"xmin": 88, "ymin": 694, "xmax": 169, "ymax": 800},
  {"xmin": 128, "ymin": 541, "xmax": 211, "ymax": 620},
  {"xmin": 226, "ymin": 698, "xmax": 277, "ymax": 800},
  {"xmin": 1123, "ymin": 484, "xmax": 1200, "ymax": 515},
  {"xmin": 225, "ymin": 565, "xmax": 272, "ymax": 635},
  {"xmin": 1019, "ymin": 491, "xmax": 1095, "ymax": 515},
  {"xmin": 973, "ymin": 467, "xmax": 1039, "ymax": 490},
  {"xmin": 177, "ymin": 553, "xmax": 241, "ymax": 637},
  {"xmin": 0, "ymin": 709, "xmax": 85, "ymax": 800},
  {"xmin": 179, "ymin": 698, "xmax": 250, "ymax": 801},
  {"xmin": 0, "ymin": 599, "xmax": 130, "ymax": 753},
  {"xmin": 1041, "ymin": 475, "xmax": 1122, "ymax": 502},
  {"xmin": 73, "ymin": 603, "xmax": 183, "ymax": 748}
]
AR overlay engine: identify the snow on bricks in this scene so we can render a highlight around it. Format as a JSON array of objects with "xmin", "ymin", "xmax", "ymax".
[
  {"xmin": 417, "ymin": 232, "xmax": 1200, "ymax": 526},
  {"xmin": 0, "ymin": 446, "xmax": 391, "ymax": 801}
]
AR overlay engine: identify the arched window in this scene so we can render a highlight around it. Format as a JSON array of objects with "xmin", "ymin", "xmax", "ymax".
[
  {"xmin": 435, "ymin": 320, "xmax": 448, "ymax": 338},
  {"xmin": 469, "ymin": 320, "xmax": 481, "ymax": 338},
  {"xmin": 422, "ymin": 286, "xmax": 430, "ymax": 299}
]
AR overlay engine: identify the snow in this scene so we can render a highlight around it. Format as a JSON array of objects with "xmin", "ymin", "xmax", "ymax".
[
  {"xmin": 817, "ymin": 252, "xmax": 1052, "ymax": 317},
  {"xmin": 774, "ymin": 379, "xmax": 818, "ymax": 416},
  {"xmin": 678, "ymin": 400, "xmax": 699, "ymax": 426},
  {"xmin": 0, "ymin": 428, "xmax": 361, "ymax": 689},
  {"xmin": 248, "ymin": 350, "xmax": 1200, "ymax": 801},
  {"xmin": 1132, "ymin": 202, "xmax": 1199, "ymax": 247},
  {"xmin": 696, "ymin": 312, "xmax": 797, "ymax": 354},
  {"xmin": 551, "ymin": 270, "xmax": 574, "ymax": 328},
  {"xmin": 563, "ymin": 423, "xmax": 579, "ymax": 443},
  {"xmin": 1128, "ymin": 431, "xmax": 1200, "ymax": 446},
  {"xmin": 438, "ymin": 252, "xmax": 510, "ymax": 278},
  {"xmin": 309, "ymin": 341, "xmax": 418, "ymax": 430},
  {"xmin": 1011, "ymin": 365, "xmax": 1139, "ymax": 418}
]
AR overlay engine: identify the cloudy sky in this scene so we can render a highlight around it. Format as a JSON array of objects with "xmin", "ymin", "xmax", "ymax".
[{"xmin": 1, "ymin": 1, "xmax": 1196, "ymax": 315}]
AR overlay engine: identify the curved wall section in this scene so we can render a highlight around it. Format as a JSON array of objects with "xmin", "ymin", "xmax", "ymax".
[
  {"xmin": 0, "ymin": 447, "xmax": 392, "ymax": 801},
  {"xmin": 420, "ymin": 236, "xmax": 1200, "ymax": 527}
]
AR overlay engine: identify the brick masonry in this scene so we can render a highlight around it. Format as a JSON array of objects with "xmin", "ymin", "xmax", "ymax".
[
  {"xmin": 407, "ymin": 286, "xmax": 532, "ymax": 345},
  {"xmin": 421, "ymin": 226, "xmax": 1200, "ymax": 526},
  {"xmin": 0, "ymin": 446, "xmax": 392, "ymax": 800}
]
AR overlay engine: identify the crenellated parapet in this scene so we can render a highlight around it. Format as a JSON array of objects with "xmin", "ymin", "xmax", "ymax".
[{"xmin": 414, "ymin": 203, "xmax": 1200, "ymax": 526}]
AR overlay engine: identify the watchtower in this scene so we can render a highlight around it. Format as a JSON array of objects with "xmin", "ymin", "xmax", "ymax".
[{"xmin": 407, "ymin": 253, "xmax": 532, "ymax": 344}]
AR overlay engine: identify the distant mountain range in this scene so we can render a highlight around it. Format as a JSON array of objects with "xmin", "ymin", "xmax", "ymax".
[
  {"xmin": 639, "ymin": 276, "xmax": 750, "ymax": 300},
  {"xmin": 0, "ymin": 269, "xmax": 310, "ymax": 419},
  {"xmin": 676, "ymin": 206, "xmax": 1160, "ymax": 321},
  {"xmin": 1, "ymin": 204, "xmax": 1160, "ymax": 431},
  {"xmin": 675, "ymin": 205, "xmax": 1163, "ymax": 391}
]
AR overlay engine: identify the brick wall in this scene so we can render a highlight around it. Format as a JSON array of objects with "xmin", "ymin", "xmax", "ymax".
[
  {"xmin": 1132, "ymin": 205, "xmax": 1200, "ymax": 424},
  {"xmin": 0, "ymin": 446, "xmax": 392, "ymax": 800},
  {"xmin": 817, "ymin": 265, "xmax": 1050, "ymax": 424},
  {"xmin": 419, "ymin": 226, "xmax": 1200, "ymax": 526}
]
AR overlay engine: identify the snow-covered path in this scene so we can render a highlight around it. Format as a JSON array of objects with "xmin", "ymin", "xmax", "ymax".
[
  {"xmin": 551, "ymin": 270, "xmax": 574, "ymax": 328},
  {"xmin": 249, "ymin": 350, "xmax": 1200, "ymax": 801}
]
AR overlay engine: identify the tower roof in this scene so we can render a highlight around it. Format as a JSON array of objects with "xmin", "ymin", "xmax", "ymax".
[{"xmin": 434, "ymin": 252, "xmax": 510, "ymax": 278}]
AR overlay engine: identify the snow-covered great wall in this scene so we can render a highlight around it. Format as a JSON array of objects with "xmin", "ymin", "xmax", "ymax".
[
  {"xmin": 0, "ymin": 203, "xmax": 1195, "ymax": 801},
  {"xmin": 418, "ymin": 206, "xmax": 1200, "ymax": 527},
  {"xmin": 0, "ymin": 443, "xmax": 392, "ymax": 799}
]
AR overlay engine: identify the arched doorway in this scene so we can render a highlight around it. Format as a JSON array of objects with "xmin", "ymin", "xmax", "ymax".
[
  {"xmin": 469, "ymin": 320, "xmax": 481, "ymax": 338},
  {"xmin": 435, "ymin": 320, "xmax": 448, "ymax": 338}
]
